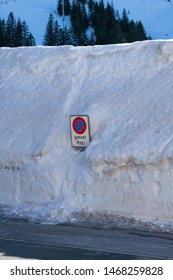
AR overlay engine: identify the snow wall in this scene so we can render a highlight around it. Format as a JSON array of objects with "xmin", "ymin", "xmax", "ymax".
[{"xmin": 1, "ymin": 40, "xmax": 173, "ymax": 228}]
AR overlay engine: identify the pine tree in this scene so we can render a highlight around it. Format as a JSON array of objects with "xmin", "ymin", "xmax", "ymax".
[
  {"xmin": 79, "ymin": 0, "xmax": 87, "ymax": 5},
  {"xmin": 92, "ymin": 0, "xmax": 120, "ymax": 45},
  {"xmin": 136, "ymin": 21, "xmax": 148, "ymax": 41},
  {"xmin": 54, "ymin": 20, "xmax": 61, "ymax": 45},
  {"xmin": 0, "ymin": 13, "xmax": 35, "ymax": 47},
  {"xmin": 14, "ymin": 18, "xmax": 36, "ymax": 46},
  {"xmin": 126, "ymin": 20, "xmax": 148, "ymax": 43},
  {"xmin": 121, "ymin": 8, "xmax": 129, "ymax": 34},
  {"xmin": 88, "ymin": 0, "xmax": 95, "ymax": 25},
  {"xmin": 14, "ymin": 18, "xmax": 24, "ymax": 46},
  {"xmin": 126, "ymin": 20, "xmax": 137, "ymax": 42},
  {"xmin": 25, "ymin": 33, "xmax": 36, "ymax": 46},
  {"xmin": 21, "ymin": 20, "xmax": 30, "ymax": 45},
  {"xmin": 119, "ymin": 9, "xmax": 132, "ymax": 42},
  {"xmin": 43, "ymin": 14, "xmax": 65, "ymax": 46},
  {"xmin": 81, "ymin": 2, "xmax": 89, "ymax": 30},
  {"xmin": 59, "ymin": 26, "xmax": 73, "ymax": 45},
  {"xmin": 70, "ymin": 0, "xmax": 89, "ymax": 45},
  {"xmin": 0, "ymin": 19, "xmax": 7, "ymax": 47},
  {"xmin": 6, "ymin": 12, "xmax": 17, "ymax": 47},
  {"xmin": 43, "ymin": 13, "xmax": 56, "ymax": 46},
  {"xmin": 57, "ymin": 0, "xmax": 71, "ymax": 16},
  {"xmin": 46, "ymin": 0, "xmax": 150, "ymax": 46}
]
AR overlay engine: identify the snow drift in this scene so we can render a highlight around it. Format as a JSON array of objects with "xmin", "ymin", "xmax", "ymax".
[{"xmin": 1, "ymin": 40, "xmax": 173, "ymax": 229}]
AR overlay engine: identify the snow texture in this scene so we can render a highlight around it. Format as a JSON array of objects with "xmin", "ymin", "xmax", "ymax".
[{"xmin": 1, "ymin": 40, "xmax": 173, "ymax": 232}]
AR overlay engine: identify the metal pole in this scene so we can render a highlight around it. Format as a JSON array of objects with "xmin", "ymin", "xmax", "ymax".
[{"xmin": 62, "ymin": 0, "xmax": 65, "ymax": 31}]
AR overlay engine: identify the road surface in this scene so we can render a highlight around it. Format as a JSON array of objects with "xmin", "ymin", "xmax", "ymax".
[{"xmin": 0, "ymin": 219, "xmax": 173, "ymax": 260}]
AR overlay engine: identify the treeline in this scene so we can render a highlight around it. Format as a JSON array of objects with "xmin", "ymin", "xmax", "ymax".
[
  {"xmin": 0, "ymin": 1, "xmax": 150, "ymax": 47},
  {"xmin": 0, "ymin": 12, "xmax": 36, "ymax": 47},
  {"xmin": 43, "ymin": 0, "xmax": 150, "ymax": 46}
]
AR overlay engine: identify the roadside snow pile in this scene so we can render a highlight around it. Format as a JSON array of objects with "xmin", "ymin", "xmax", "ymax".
[{"xmin": 1, "ymin": 40, "xmax": 173, "ymax": 230}]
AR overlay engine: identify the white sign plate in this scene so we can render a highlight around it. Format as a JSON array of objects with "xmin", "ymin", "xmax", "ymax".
[{"xmin": 69, "ymin": 115, "xmax": 90, "ymax": 147}]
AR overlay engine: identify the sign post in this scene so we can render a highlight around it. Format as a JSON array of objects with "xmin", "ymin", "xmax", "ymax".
[{"xmin": 69, "ymin": 115, "xmax": 90, "ymax": 149}]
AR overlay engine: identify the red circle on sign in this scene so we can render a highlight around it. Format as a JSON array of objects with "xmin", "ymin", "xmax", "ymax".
[{"xmin": 72, "ymin": 117, "xmax": 87, "ymax": 134}]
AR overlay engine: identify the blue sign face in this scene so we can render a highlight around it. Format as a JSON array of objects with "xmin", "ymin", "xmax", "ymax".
[
  {"xmin": 74, "ymin": 119, "xmax": 84, "ymax": 132},
  {"xmin": 73, "ymin": 117, "xmax": 86, "ymax": 134}
]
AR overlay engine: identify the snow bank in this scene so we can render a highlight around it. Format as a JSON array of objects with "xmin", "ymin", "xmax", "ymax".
[{"xmin": 1, "ymin": 40, "xmax": 173, "ymax": 229}]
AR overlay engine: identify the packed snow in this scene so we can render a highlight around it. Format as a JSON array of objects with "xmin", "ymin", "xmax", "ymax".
[
  {"xmin": 1, "ymin": 40, "xmax": 173, "ymax": 232},
  {"xmin": 0, "ymin": 0, "xmax": 173, "ymax": 45}
]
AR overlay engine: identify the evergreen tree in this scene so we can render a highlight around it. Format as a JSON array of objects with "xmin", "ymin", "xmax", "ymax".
[
  {"xmin": 115, "ymin": 9, "xmax": 121, "ymax": 21},
  {"xmin": 59, "ymin": 26, "xmax": 73, "ymax": 45},
  {"xmin": 70, "ymin": 0, "xmax": 85, "ymax": 35},
  {"xmin": 0, "ymin": 13, "xmax": 35, "ymax": 47},
  {"xmin": 14, "ymin": 18, "xmax": 24, "ymax": 46},
  {"xmin": 79, "ymin": 0, "xmax": 87, "ymax": 5},
  {"xmin": 14, "ymin": 19, "xmax": 36, "ymax": 46},
  {"xmin": 92, "ymin": 0, "xmax": 120, "ymax": 45},
  {"xmin": 43, "ymin": 14, "xmax": 67, "ymax": 46},
  {"xmin": 43, "ymin": 13, "xmax": 56, "ymax": 46},
  {"xmin": 126, "ymin": 20, "xmax": 137, "ymax": 42},
  {"xmin": 0, "ymin": 19, "xmax": 7, "ymax": 47},
  {"xmin": 88, "ymin": 0, "xmax": 95, "ymax": 25},
  {"xmin": 6, "ymin": 12, "xmax": 17, "ymax": 47},
  {"xmin": 21, "ymin": 20, "xmax": 30, "ymax": 45},
  {"xmin": 70, "ymin": 0, "xmax": 89, "ymax": 45},
  {"xmin": 49, "ymin": 0, "xmax": 150, "ymax": 46},
  {"xmin": 25, "ymin": 32, "xmax": 36, "ymax": 46},
  {"xmin": 65, "ymin": 0, "xmax": 71, "ymax": 15},
  {"xmin": 54, "ymin": 20, "xmax": 61, "ymax": 45},
  {"xmin": 81, "ymin": 2, "xmax": 89, "ymax": 30},
  {"xmin": 121, "ymin": 8, "xmax": 129, "ymax": 34},
  {"xmin": 126, "ymin": 20, "xmax": 148, "ymax": 42},
  {"xmin": 57, "ymin": 0, "xmax": 71, "ymax": 16},
  {"xmin": 136, "ymin": 21, "xmax": 148, "ymax": 41}
]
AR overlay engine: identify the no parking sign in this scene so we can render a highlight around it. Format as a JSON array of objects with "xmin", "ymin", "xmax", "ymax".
[{"xmin": 69, "ymin": 115, "xmax": 90, "ymax": 148}]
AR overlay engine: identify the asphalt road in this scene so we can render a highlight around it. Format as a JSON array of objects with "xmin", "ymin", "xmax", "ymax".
[{"xmin": 0, "ymin": 219, "xmax": 173, "ymax": 260}]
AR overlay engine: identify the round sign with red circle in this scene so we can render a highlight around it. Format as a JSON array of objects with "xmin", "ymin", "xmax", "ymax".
[{"xmin": 72, "ymin": 117, "xmax": 87, "ymax": 134}]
